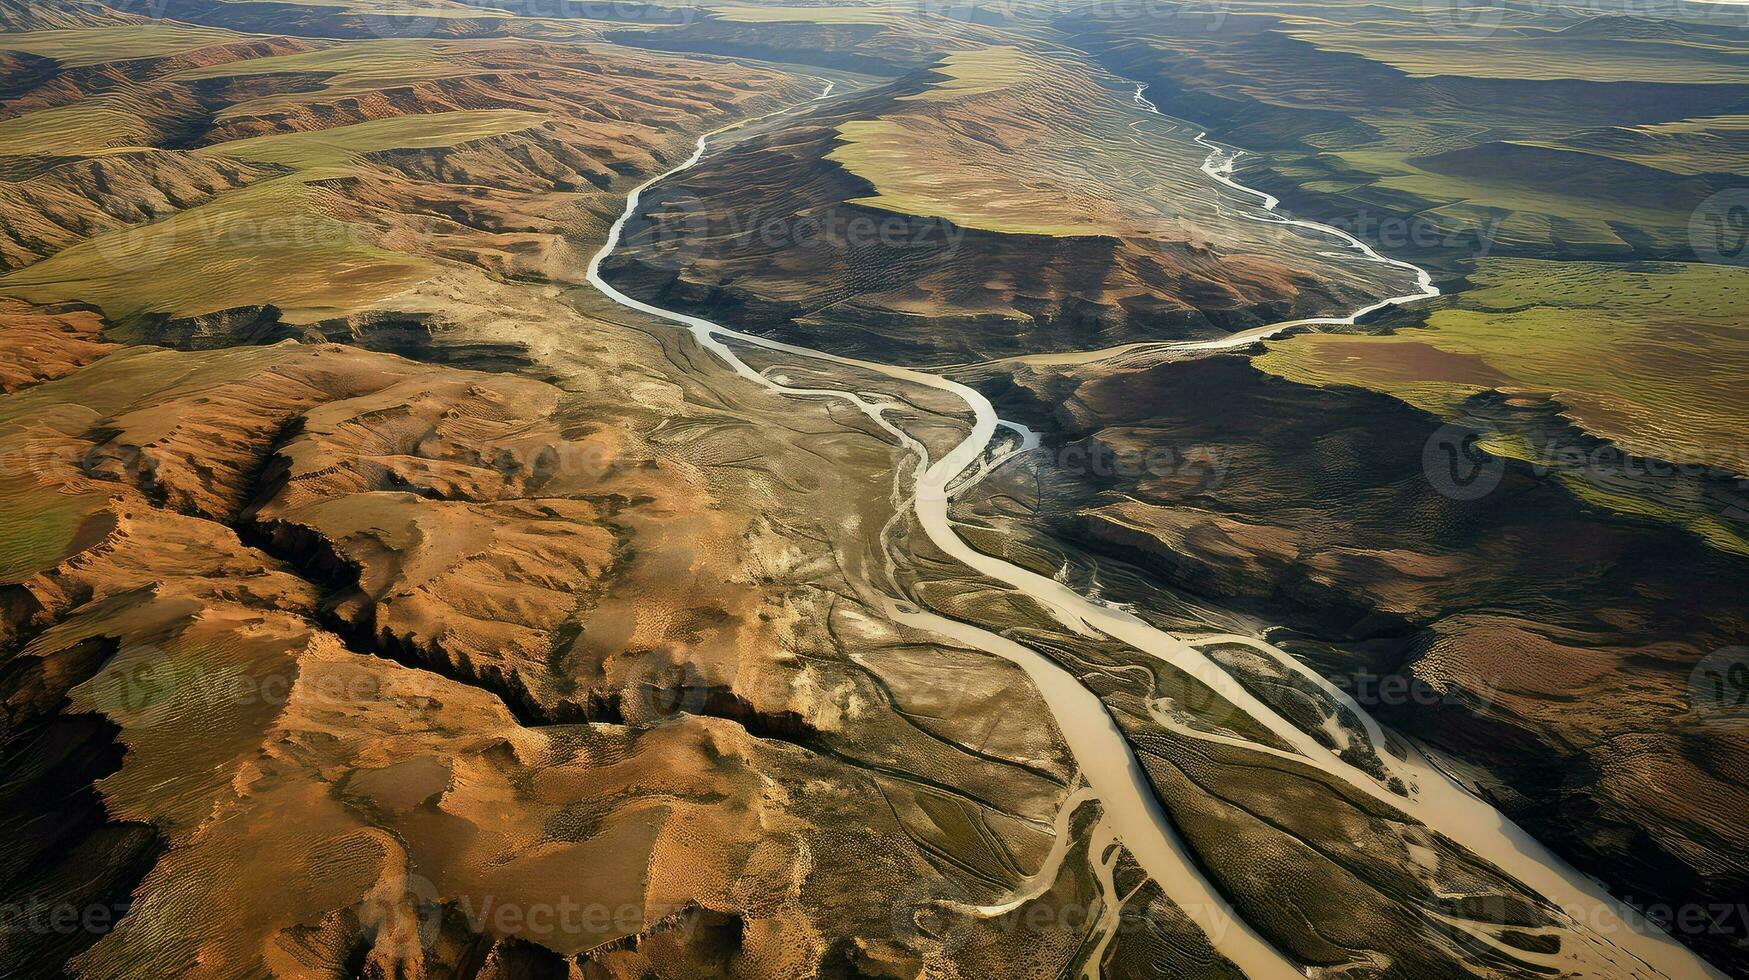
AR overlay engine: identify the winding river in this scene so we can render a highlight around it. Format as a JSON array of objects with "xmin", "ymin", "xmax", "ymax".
[{"xmin": 583, "ymin": 82, "xmax": 1725, "ymax": 980}]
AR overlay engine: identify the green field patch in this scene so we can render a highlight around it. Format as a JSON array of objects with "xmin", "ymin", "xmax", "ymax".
[
  {"xmin": 1558, "ymin": 472, "xmax": 1749, "ymax": 558},
  {"xmin": 1539, "ymin": 115, "xmax": 1749, "ymax": 176},
  {"xmin": 1256, "ymin": 259, "xmax": 1749, "ymax": 548},
  {"xmin": 197, "ymin": 107, "xmax": 547, "ymax": 170},
  {"xmin": 708, "ymin": 4, "xmax": 899, "ymax": 24},
  {"xmin": 1295, "ymin": 33, "xmax": 1749, "ymax": 84},
  {"xmin": 0, "ymin": 179, "xmax": 430, "ymax": 324},
  {"xmin": 0, "ymin": 475, "xmax": 110, "ymax": 583},
  {"xmin": 169, "ymin": 38, "xmax": 503, "ymax": 118},
  {"xmin": 0, "ymin": 342, "xmax": 289, "ymax": 423},
  {"xmin": 1640, "ymin": 113, "xmax": 1749, "ymax": 136},
  {"xmin": 1259, "ymin": 259, "xmax": 1749, "ymax": 471},
  {"xmin": 0, "ymin": 101, "xmax": 158, "ymax": 156},
  {"xmin": 0, "ymin": 36, "xmax": 523, "ymax": 157},
  {"xmin": 0, "ymin": 344, "xmax": 298, "ymax": 581},
  {"xmin": 0, "ymin": 24, "xmax": 251, "ymax": 66},
  {"xmin": 830, "ymin": 119, "xmax": 1115, "ymax": 237},
  {"xmin": 1254, "ymin": 0, "xmax": 1749, "ymax": 84},
  {"xmin": 1329, "ymin": 147, "xmax": 1691, "ymax": 253},
  {"xmin": 0, "ymin": 110, "xmax": 545, "ymax": 323},
  {"xmin": 899, "ymin": 45, "xmax": 1035, "ymax": 101},
  {"xmin": 827, "ymin": 48, "xmax": 1213, "ymax": 238}
]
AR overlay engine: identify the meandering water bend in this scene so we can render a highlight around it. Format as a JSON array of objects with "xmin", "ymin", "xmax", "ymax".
[{"xmin": 583, "ymin": 81, "xmax": 1723, "ymax": 980}]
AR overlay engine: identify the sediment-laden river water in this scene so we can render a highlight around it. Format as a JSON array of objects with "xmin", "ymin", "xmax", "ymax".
[{"xmin": 584, "ymin": 81, "xmax": 1724, "ymax": 980}]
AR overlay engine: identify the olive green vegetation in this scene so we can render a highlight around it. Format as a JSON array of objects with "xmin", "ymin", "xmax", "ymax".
[
  {"xmin": 199, "ymin": 107, "xmax": 548, "ymax": 170},
  {"xmin": 0, "ymin": 32, "xmax": 546, "ymax": 162},
  {"xmin": 0, "ymin": 344, "xmax": 290, "ymax": 581},
  {"xmin": 0, "ymin": 26, "xmax": 267, "ymax": 159},
  {"xmin": 1256, "ymin": 259, "xmax": 1749, "ymax": 470},
  {"xmin": 827, "ymin": 47, "xmax": 1241, "ymax": 240},
  {"xmin": 1060, "ymin": 0, "xmax": 1749, "ymax": 552},
  {"xmin": 1070, "ymin": 0, "xmax": 1747, "ymax": 263},
  {"xmin": 895, "ymin": 44, "xmax": 1036, "ymax": 99},
  {"xmin": 708, "ymin": 4, "xmax": 901, "ymax": 25},
  {"xmin": 0, "ymin": 101, "xmax": 158, "ymax": 156},
  {"xmin": 1242, "ymin": 129, "xmax": 1718, "ymax": 262},
  {"xmin": 1539, "ymin": 115, "xmax": 1749, "ymax": 177},
  {"xmin": 0, "ymin": 110, "xmax": 546, "ymax": 323},
  {"xmin": 1317, "ymin": 146, "xmax": 1700, "ymax": 255},
  {"xmin": 0, "ymin": 23, "xmax": 248, "ymax": 65},
  {"xmin": 1268, "ymin": 3, "xmax": 1749, "ymax": 85},
  {"xmin": 0, "ymin": 477, "xmax": 107, "ymax": 582},
  {"xmin": 827, "ymin": 47, "xmax": 1123, "ymax": 236},
  {"xmin": 1255, "ymin": 258, "xmax": 1749, "ymax": 553},
  {"xmin": 169, "ymin": 38, "xmax": 490, "ymax": 117}
]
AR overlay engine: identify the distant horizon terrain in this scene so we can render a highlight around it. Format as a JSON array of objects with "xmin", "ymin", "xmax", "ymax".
[{"xmin": 1, "ymin": 0, "xmax": 1745, "ymax": 977}]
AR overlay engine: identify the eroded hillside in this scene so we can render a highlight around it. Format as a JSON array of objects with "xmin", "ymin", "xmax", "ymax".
[
  {"xmin": 2, "ymin": 1, "xmax": 1746, "ymax": 978},
  {"xmin": 605, "ymin": 43, "xmax": 1412, "ymax": 363}
]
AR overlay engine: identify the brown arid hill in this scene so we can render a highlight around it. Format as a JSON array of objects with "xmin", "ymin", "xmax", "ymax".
[
  {"xmin": 113, "ymin": 0, "xmax": 606, "ymax": 42},
  {"xmin": 0, "ymin": 38, "xmax": 1109, "ymax": 965},
  {"xmin": 0, "ymin": 35, "xmax": 319, "ymax": 121},
  {"xmin": 0, "ymin": 315, "xmax": 1093, "ymax": 976},
  {"xmin": 0, "ymin": 150, "xmax": 275, "ymax": 270},
  {"xmin": 966, "ymin": 349, "xmax": 1749, "ymax": 973},
  {"xmin": 605, "ymin": 45, "xmax": 1411, "ymax": 365},
  {"xmin": 2, "ymin": 293, "xmax": 1628, "ymax": 978},
  {"xmin": 0, "ymin": 28, "xmax": 817, "ymax": 322},
  {"xmin": 0, "ymin": 19, "xmax": 1108, "ymax": 979},
  {"xmin": 0, "ymin": 297, "xmax": 115, "ymax": 391},
  {"xmin": 6, "ymin": 5, "xmax": 1746, "ymax": 979}
]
